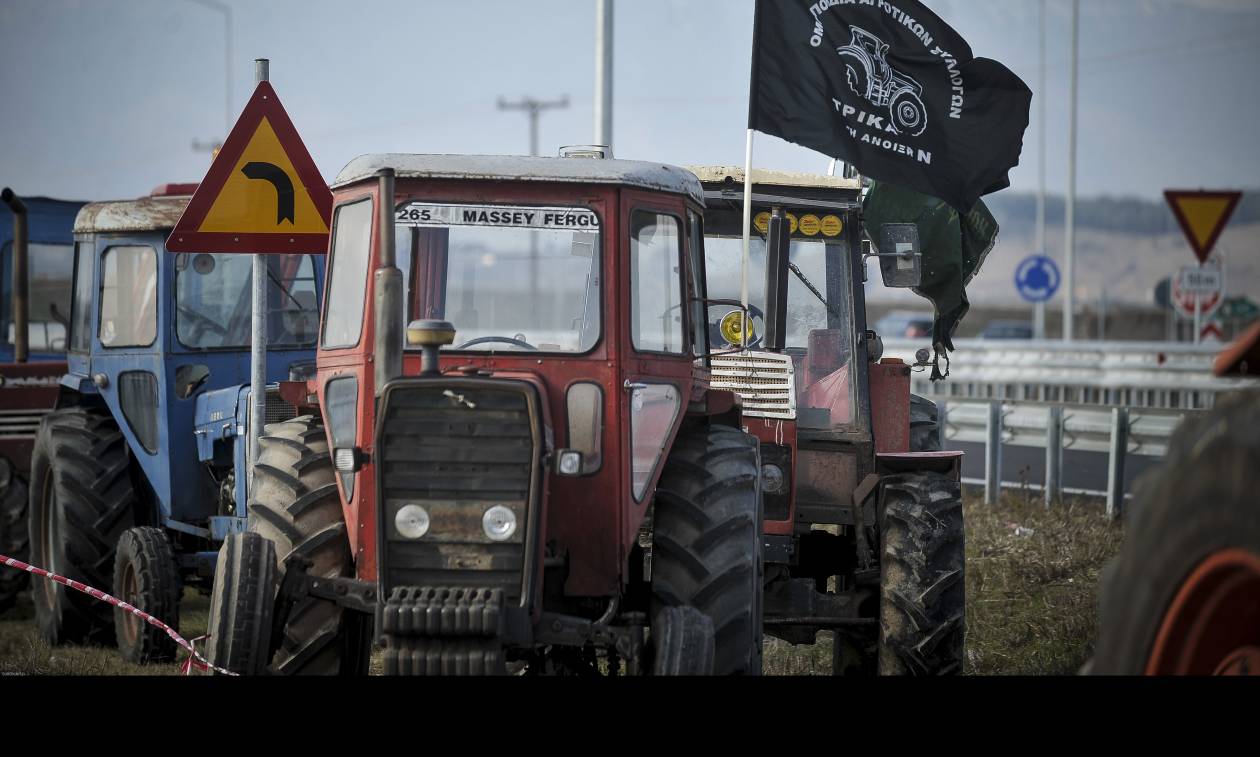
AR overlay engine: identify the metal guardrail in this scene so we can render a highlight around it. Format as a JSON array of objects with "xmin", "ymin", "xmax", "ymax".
[
  {"xmin": 938, "ymin": 399, "xmax": 1189, "ymax": 520},
  {"xmin": 883, "ymin": 338, "xmax": 1249, "ymax": 411}
]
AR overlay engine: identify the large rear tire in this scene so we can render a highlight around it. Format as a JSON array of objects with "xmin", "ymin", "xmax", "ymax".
[
  {"xmin": 112, "ymin": 526, "xmax": 181, "ymax": 664},
  {"xmin": 247, "ymin": 416, "xmax": 369, "ymax": 675},
  {"xmin": 878, "ymin": 470, "xmax": 965, "ymax": 675},
  {"xmin": 28, "ymin": 407, "xmax": 136, "ymax": 645},
  {"xmin": 0, "ymin": 473, "xmax": 30, "ymax": 615},
  {"xmin": 652, "ymin": 423, "xmax": 763, "ymax": 676},
  {"xmin": 1093, "ymin": 389, "xmax": 1260, "ymax": 675}
]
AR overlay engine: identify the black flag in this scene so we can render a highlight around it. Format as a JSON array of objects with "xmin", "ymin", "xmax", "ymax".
[{"xmin": 749, "ymin": 0, "xmax": 1031, "ymax": 212}]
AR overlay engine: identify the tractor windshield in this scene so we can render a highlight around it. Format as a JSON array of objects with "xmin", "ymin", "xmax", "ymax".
[
  {"xmin": 395, "ymin": 202, "xmax": 601, "ymax": 354},
  {"xmin": 704, "ymin": 233, "xmax": 858, "ymax": 430},
  {"xmin": 174, "ymin": 253, "xmax": 319, "ymax": 350}
]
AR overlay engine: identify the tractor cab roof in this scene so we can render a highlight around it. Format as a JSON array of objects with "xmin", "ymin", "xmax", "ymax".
[
  {"xmin": 334, "ymin": 153, "xmax": 705, "ymax": 205},
  {"xmin": 687, "ymin": 165, "xmax": 862, "ymax": 213},
  {"xmin": 74, "ymin": 184, "xmax": 193, "ymax": 235}
]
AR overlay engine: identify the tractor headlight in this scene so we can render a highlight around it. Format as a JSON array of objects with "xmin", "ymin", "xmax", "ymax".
[
  {"xmin": 719, "ymin": 309, "xmax": 755, "ymax": 347},
  {"xmin": 761, "ymin": 463, "xmax": 786, "ymax": 495},
  {"xmin": 395, "ymin": 504, "xmax": 431, "ymax": 540},
  {"xmin": 482, "ymin": 505, "xmax": 518, "ymax": 542}
]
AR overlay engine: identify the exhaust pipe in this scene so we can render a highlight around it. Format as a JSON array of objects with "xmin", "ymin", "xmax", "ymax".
[
  {"xmin": 374, "ymin": 169, "xmax": 403, "ymax": 395},
  {"xmin": 1, "ymin": 188, "xmax": 29, "ymax": 363}
]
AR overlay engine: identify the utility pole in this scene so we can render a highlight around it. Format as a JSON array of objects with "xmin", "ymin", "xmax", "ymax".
[
  {"xmin": 594, "ymin": 0, "xmax": 614, "ymax": 147},
  {"xmin": 1064, "ymin": 0, "xmax": 1080, "ymax": 342},
  {"xmin": 1035, "ymin": 0, "xmax": 1047, "ymax": 340},
  {"xmin": 497, "ymin": 95, "xmax": 569, "ymax": 305},
  {"xmin": 497, "ymin": 96, "xmax": 570, "ymax": 158}
]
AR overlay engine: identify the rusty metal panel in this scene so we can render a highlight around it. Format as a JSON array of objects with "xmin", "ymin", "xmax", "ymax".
[
  {"xmin": 869, "ymin": 359, "xmax": 911, "ymax": 453},
  {"xmin": 74, "ymin": 196, "xmax": 189, "ymax": 235},
  {"xmin": 333, "ymin": 154, "xmax": 704, "ymax": 205},
  {"xmin": 795, "ymin": 448, "xmax": 857, "ymax": 521}
]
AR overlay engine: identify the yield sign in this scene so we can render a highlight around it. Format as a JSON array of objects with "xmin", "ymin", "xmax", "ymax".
[
  {"xmin": 167, "ymin": 81, "xmax": 332, "ymax": 254},
  {"xmin": 1164, "ymin": 189, "xmax": 1242, "ymax": 264}
]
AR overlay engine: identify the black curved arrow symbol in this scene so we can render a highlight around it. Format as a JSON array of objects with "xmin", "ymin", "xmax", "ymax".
[{"xmin": 240, "ymin": 162, "xmax": 295, "ymax": 225}]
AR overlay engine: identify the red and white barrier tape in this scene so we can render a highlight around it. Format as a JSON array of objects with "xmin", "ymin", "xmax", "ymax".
[{"xmin": 1, "ymin": 553, "xmax": 237, "ymax": 676}]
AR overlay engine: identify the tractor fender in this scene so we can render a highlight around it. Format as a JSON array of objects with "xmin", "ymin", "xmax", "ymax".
[{"xmin": 875, "ymin": 451, "xmax": 963, "ymax": 480}]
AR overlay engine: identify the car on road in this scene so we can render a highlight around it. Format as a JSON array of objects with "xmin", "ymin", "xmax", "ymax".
[
  {"xmin": 979, "ymin": 320, "xmax": 1034, "ymax": 340},
  {"xmin": 875, "ymin": 310, "xmax": 933, "ymax": 339}
]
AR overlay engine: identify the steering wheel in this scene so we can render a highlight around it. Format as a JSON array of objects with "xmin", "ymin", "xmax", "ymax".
[
  {"xmin": 456, "ymin": 336, "xmax": 539, "ymax": 351},
  {"xmin": 178, "ymin": 305, "xmax": 230, "ymax": 341}
]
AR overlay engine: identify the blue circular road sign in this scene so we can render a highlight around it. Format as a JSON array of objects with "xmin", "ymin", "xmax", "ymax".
[{"xmin": 1014, "ymin": 255, "xmax": 1061, "ymax": 303}]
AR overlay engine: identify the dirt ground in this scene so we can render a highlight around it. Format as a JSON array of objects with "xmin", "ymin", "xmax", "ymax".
[{"xmin": 0, "ymin": 493, "xmax": 1123, "ymax": 676}]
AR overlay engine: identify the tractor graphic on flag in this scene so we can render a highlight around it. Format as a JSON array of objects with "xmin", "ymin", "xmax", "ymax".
[{"xmin": 837, "ymin": 26, "xmax": 928, "ymax": 137}]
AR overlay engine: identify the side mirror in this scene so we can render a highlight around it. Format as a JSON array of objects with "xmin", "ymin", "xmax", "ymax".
[{"xmin": 876, "ymin": 223, "xmax": 923, "ymax": 289}]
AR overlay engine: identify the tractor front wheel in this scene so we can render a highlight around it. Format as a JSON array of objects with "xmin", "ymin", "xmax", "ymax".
[
  {"xmin": 28, "ymin": 407, "xmax": 136, "ymax": 645},
  {"xmin": 878, "ymin": 470, "xmax": 965, "ymax": 675},
  {"xmin": 112, "ymin": 526, "xmax": 181, "ymax": 664},
  {"xmin": 207, "ymin": 531, "xmax": 277, "ymax": 675},
  {"xmin": 651, "ymin": 423, "xmax": 763, "ymax": 675}
]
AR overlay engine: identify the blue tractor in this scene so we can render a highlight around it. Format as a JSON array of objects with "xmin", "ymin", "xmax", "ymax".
[
  {"xmin": 0, "ymin": 189, "xmax": 84, "ymax": 615},
  {"xmin": 26, "ymin": 184, "xmax": 325, "ymax": 663}
]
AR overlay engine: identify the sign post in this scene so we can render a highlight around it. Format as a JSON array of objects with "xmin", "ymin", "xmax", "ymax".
[
  {"xmin": 167, "ymin": 60, "xmax": 333, "ymax": 493},
  {"xmin": 1164, "ymin": 189, "xmax": 1242, "ymax": 344}
]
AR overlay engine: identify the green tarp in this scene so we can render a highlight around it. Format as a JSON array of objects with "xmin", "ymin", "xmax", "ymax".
[{"xmin": 862, "ymin": 180, "xmax": 1000, "ymax": 380}]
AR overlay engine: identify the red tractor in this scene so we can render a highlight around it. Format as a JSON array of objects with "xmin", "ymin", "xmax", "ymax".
[
  {"xmin": 690, "ymin": 166, "xmax": 963, "ymax": 674},
  {"xmin": 208, "ymin": 152, "xmax": 763, "ymax": 675}
]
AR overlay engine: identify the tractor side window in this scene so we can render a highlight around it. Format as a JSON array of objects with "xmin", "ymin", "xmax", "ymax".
[
  {"xmin": 323, "ymin": 199, "xmax": 374, "ymax": 350},
  {"xmin": 630, "ymin": 211, "xmax": 684, "ymax": 354},
  {"xmin": 1, "ymin": 242, "xmax": 73, "ymax": 353},
  {"xmin": 99, "ymin": 245, "xmax": 157, "ymax": 348},
  {"xmin": 70, "ymin": 242, "xmax": 93, "ymax": 353}
]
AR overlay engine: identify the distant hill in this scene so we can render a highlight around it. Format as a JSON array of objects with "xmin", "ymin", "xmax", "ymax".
[{"xmin": 984, "ymin": 189, "xmax": 1260, "ymax": 236}]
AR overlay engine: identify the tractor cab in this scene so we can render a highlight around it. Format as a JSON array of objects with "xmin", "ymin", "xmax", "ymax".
[
  {"xmin": 210, "ymin": 153, "xmax": 765, "ymax": 676},
  {"xmin": 65, "ymin": 184, "xmax": 323, "ymax": 527}
]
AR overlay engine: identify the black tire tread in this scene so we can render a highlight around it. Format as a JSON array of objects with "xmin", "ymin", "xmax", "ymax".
[
  {"xmin": 112, "ymin": 526, "xmax": 181, "ymax": 664},
  {"xmin": 909, "ymin": 394, "xmax": 941, "ymax": 453},
  {"xmin": 1092, "ymin": 389, "xmax": 1260, "ymax": 674},
  {"xmin": 651, "ymin": 423, "xmax": 763, "ymax": 676},
  {"xmin": 878, "ymin": 470, "xmax": 965, "ymax": 675},
  {"xmin": 0, "ymin": 475, "xmax": 31, "ymax": 615},
  {"xmin": 207, "ymin": 531, "xmax": 277, "ymax": 675},
  {"xmin": 28, "ymin": 406, "xmax": 137, "ymax": 645},
  {"xmin": 247, "ymin": 415, "xmax": 364, "ymax": 675}
]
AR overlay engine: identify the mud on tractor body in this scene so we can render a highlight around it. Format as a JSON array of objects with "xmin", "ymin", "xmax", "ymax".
[
  {"xmin": 690, "ymin": 166, "xmax": 964, "ymax": 675},
  {"xmin": 209, "ymin": 153, "xmax": 763, "ymax": 675}
]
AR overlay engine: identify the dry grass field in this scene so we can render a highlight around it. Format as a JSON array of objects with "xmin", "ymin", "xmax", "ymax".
[{"xmin": 1, "ymin": 493, "xmax": 1123, "ymax": 677}]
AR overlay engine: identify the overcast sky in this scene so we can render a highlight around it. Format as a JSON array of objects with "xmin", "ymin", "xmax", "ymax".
[{"xmin": 2, "ymin": 0, "xmax": 1258, "ymax": 202}]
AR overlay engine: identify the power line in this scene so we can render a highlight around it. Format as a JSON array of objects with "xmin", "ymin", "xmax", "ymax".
[{"xmin": 496, "ymin": 96, "xmax": 570, "ymax": 158}]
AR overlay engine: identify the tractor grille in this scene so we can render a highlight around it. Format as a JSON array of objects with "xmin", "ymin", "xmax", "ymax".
[
  {"xmin": 265, "ymin": 390, "xmax": 297, "ymax": 424},
  {"xmin": 709, "ymin": 351, "xmax": 797, "ymax": 420},
  {"xmin": 0, "ymin": 408, "xmax": 49, "ymax": 440},
  {"xmin": 376, "ymin": 380, "xmax": 541, "ymax": 605}
]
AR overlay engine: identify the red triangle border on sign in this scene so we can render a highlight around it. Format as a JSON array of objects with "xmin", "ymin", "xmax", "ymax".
[
  {"xmin": 166, "ymin": 80, "xmax": 332, "ymax": 255},
  {"xmin": 1163, "ymin": 189, "xmax": 1243, "ymax": 265}
]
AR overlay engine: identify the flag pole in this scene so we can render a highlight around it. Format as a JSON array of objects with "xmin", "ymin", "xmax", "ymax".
[{"xmin": 740, "ymin": 129, "xmax": 755, "ymax": 348}]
